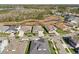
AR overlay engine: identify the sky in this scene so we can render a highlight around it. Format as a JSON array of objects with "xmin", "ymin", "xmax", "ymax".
[{"xmin": 0, "ymin": 0, "xmax": 79, "ymax": 4}]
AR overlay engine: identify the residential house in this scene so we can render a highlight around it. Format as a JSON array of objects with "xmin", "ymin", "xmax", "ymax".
[
  {"xmin": 5, "ymin": 26, "xmax": 18, "ymax": 33},
  {"xmin": 0, "ymin": 26, "xmax": 9, "ymax": 33},
  {"xmin": 33, "ymin": 25, "xmax": 44, "ymax": 34},
  {"xmin": 63, "ymin": 34, "xmax": 79, "ymax": 53},
  {"xmin": 67, "ymin": 16, "xmax": 79, "ymax": 28},
  {"xmin": 46, "ymin": 25, "xmax": 57, "ymax": 33},
  {"xmin": 21, "ymin": 26, "xmax": 32, "ymax": 33},
  {"xmin": 0, "ymin": 37, "xmax": 8, "ymax": 53}
]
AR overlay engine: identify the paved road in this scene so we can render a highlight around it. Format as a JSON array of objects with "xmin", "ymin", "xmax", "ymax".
[
  {"xmin": 50, "ymin": 35, "xmax": 67, "ymax": 54},
  {"xmin": 49, "ymin": 30, "xmax": 72, "ymax": 54},
  {"xmin": 29, "ymin": 37, "xmax": 50, "ymax": 54},
  {"xmin": 54, "ymin": 31, "xmax": 72, "ymax": 54}
]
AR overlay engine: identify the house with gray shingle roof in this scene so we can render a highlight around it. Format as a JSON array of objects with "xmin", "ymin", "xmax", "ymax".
[
  {"xmin": 68, "ymin": 16, "xmax": 79, "ymax": 27},
  {"xmin": 0, "ymin": 26, "xmax": 9, "ymax": 33}
]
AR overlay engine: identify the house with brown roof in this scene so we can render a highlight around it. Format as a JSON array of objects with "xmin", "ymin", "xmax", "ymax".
[{"xmin": 45, "ymin": 25, "xmax": 57, "ymax": 33}]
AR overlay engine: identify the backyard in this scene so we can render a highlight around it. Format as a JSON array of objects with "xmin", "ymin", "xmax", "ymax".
[{"xmin": 56, "ymin": 29, "xmax": 68, "ymax": 35}]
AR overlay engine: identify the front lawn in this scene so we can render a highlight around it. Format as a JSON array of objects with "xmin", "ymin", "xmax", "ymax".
[
  {"xmin": 69, "ymin": 48, "xmax": 76, "ymax": 54},
  {"xmin": 25, "ymin": 41, "xmax": 31, "ymax": 54},
  {"xmin": 48, "ymin": 40, "xmax": 56, "ymax": 54},
  {"xmin": 56, "ymin": 29, "xmax": 68, "ymax": 35},
  {"xmin": 24, "ymin": 32, "xmax": 36, "ymax": 37},
  {"xmin": 0, "ymin": 32, "xmax": 10, "ymax": 37}
]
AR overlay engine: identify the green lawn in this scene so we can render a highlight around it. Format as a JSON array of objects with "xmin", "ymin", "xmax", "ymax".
[
  {"xmin": 0, "ymin": 32, "xmax": 10, "ymax": 37},
  {"xmin": 65, "ymin": 48, "xmax": 70, "ymax": 53},
  {"xmin": 24, "ymin": 32, "xmax": 36, "ymax": 37},
  {"xmin": 25, "ymin": 41, "xmax": 31, "ymax": 54},
  {"xmin": 74, "ymin": 35, "xmax": 79, "ymax": 40},
  {"xmin": 48, "ymin": 40, "xmax": 56, "ymax": 54},
  {"xmin": 65, "ymin": 48, "xmax": 75, "ymax": 54},
  {"xmin": 15, "ymin": 36, "xmax": 19, "ymax": 39},
  {"xmin": 54, "ymin": 41, "xmax": 60, "ymax": 53},
  {"xmin": 69, "ymin": 48, "xmax": 76, "ymax": 54},
  {"xmin": 56, "ymin": 29, "xmax": 68, "ymax": 35}
]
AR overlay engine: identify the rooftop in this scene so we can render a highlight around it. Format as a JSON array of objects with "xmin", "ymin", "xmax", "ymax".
[
  {"xmin": 2, "ymin": 39, "xmax": 28, "ymax": 54},
  {"xmin": 33, "ymin": 25, "xmax": 44, "ymax": 33},
  {"xmin": 21, "ymin": 26, "xmax": 32, "ymax": 32},
  {"xmin": 29, "ymin": 37, "xmax": 50, "ymax": 54}
]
